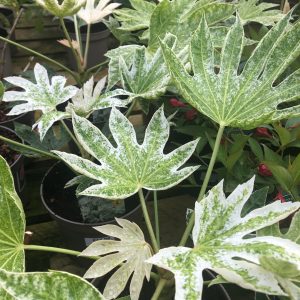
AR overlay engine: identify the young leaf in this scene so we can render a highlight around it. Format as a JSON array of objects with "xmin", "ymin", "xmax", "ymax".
[
  {"xmin": 237, "ymin": 0, "xmax": 284, "ymax": 26},
  {"xmin": 2, "ymin": 63, "xmax": 78, "ymax": 140},
  {"xmin": 0, "ymin": 155, "xmax": 25, "ymax": 298},
  {"xmin": 0, "ymin": 269, "xmax": 105, "ymax": 300},
  {"xmin": 148, "ymin": 177, "xmax": 300, "ymax": 300},
  {"xmin": 160, "ymin": 13, "xmax": 300, "ymax": 129},
  {"xmin": 66, "ymin": 76, "xmax": 130, "ymax": 118},
  {"xmin": 81, "ymin": 218, "xmax": 152, "ymax": 300},
  {"xmin": 53, "ymin": 106, "xmax": 199, "ymax": 199}
]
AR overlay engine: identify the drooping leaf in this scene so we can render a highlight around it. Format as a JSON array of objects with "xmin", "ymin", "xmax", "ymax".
[
  {"xmin": 258, "ymin": 211, "xmax": 300, "ymax": 300},
  {"xmin": 148, "ymin": 177, "xmax": 300, "ymax": 300},
  {"xmin": 0, "ymin": 155, "xmax": 25, "ymax": 299},
  {"xmin": 81, "ymin": 218, "xmax": 152, "ymax": 300},
  {"xmin": 237, "ymin": 0, "xmax": 284, "ymax": 26},
  {"xmin": 160, "ymin": 13, "xmax": 300, "ymax": 129},
  {"xmin": 114, "ymin": 0, "xmax": 156, "ymax": 31},
  {"xmin": 2, "ymin": 63, "xmax": 78, "ymax": 140},
  {"xmin": 148, "ymin": 0, "xmax": 235, "ymax": 51},
  {"xmin": 66, "ymin": 76, "xmax": 130, "ymax": 118},
  {"xmin": 0, "ymin": 269, "xmax": 106, "ymax": 300},
  {"xmin": 53, "ymin": 106, "xmax": 199, "ymax": 199}
]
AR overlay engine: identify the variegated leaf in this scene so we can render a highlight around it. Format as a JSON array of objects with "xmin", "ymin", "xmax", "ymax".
[
  {"xmin": 148, "ymin": 177, "xmax": 300, "ymax": 300},
  {"xmin": 237, "ymin": 0, "xmax": 284, "ymax": 26},
  {"xmin": 259, "ymin": 211, "xmax": 300, "ymax": 299},
  {"xmin": 0, "ymin": 155, "xmax": 25, "ymax": 299},
  {"xmin": 106, "ymin": 45, "xmax": 142, "ymax": 90},
  {"xmin": 53, "ymin": 106, "xmax": 199, "ymax": 199},
  {"xmin": 148, "ymin": 0, "xmax": 235, "ymax": 51},
  {"xmin": 81, "ymin": 218, "xmax": 152, "ymax": 300},
  {"xmin": 66, "ymin": 76, "xmax": 130, "ymax": 118},
  {"xmin": 0, "ymin": 269, "xmax": 106, "ymax": 299},
  {"xmin": 3, "ymin": 63, "xmax": 78, "ymax": 140},
  {"xmin": 160, "ymin": 13, "xmax": 300, "ymax": 129},
  {"xmin": 114, "ymin": 0, "xmax": 156, "ymax": 31}
]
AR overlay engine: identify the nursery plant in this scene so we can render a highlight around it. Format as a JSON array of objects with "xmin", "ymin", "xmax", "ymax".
[{"xmin": 0, "ymin": 1, "xmax": 299, "ymax": 300}]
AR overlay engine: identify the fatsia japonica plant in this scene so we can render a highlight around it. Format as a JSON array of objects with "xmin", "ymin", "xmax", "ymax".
[{"xmin": 0, "ymin": 2, "xmax": 300, "ymax": 300}]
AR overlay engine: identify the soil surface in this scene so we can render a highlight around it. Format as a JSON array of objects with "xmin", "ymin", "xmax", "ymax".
[{"xmin": 0, "ymin": 128, "xmax": 20, "ymax": 165}]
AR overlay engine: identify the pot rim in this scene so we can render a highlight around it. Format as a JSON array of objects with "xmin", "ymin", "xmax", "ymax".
[{"xmin": 40, "ymin": 161, "xmax": 143, "ymax": 227}]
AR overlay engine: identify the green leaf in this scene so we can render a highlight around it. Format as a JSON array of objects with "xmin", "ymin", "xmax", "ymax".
[
  {"xmin": 14, "ymin": 122, "xmax": 70, "ymax": 158},
  {"xmin": 54, "ymin": 106, "xmax": 199, "ymax": 199},
  {"xmin": 242, "ymin": 186, "xmax": 268, "ymax": 216},
  {"xmin": 237, "ymin": 0, "xmax": 284, "ymax": 26},
  {"xmin": 148, "ymin": 0, "xmax": 234, "ymax": 51},
  {"xmin": 82, "ymin": 218, "xmax": 152, "ymax": 300},
  {"xmin": 0, "ymin": 155, "xmax": 25, "ymax": 299},
  {"xmin": 273, "ymin": 123, "xmax": 291, "ymax": 147},
  {"xmin": 262, "ymin": 145, "xmax": 284, "ymax": 166},
  {"xmin": 3, "ymin": 63, "xmax": 78, "ymax": 140},
  {"xmin": 248, "ymin": 137, "xmax": 264, "ymax": 162},
  {"xmin": 160, "ymin": 13, "xmax": 300, "ymax": 129},
  {"xmin": 114, "ymin": 0, "xmax": 156, "ymax": 31},
  {"xmin": 0, "ymin": 269, "xmax": 105, "ymax": 299},
  {"xmin": 148, "ymin": 177, "xmax": 300, "ymax": 299}
]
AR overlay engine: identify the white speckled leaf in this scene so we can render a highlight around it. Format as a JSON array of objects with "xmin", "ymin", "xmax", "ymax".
[
  {"xmin": 118, "ymin": 34, "xmax": 177, "ymax": 101},
  {"xmin": 237, "ymin": 0, "xmax": 284, "ymax": 26},
  {"xmin": 259, "ymin": 211, "xmax": 300, "ymax": 299},
  {"xmin": 0, "ymin": 155, "xmax": 25, "ymax": 299},
  {"xmin": 160, "ymin": 13, "xmax": 300, "ymax": 129},
  {"xmin": 148, "ymin": 177, "xmax": 300, "ymax": 300},
  {"xmin": 53, "ymin": 106, "xmax": 199, "ymax": 199},
  {"xmin": 81, "ymin": 218, "xmax": 152, "ymax": 300},
  {"xmin": 66, "ymin": 76, "xmax": 130, "ymax": 118},
  {"xmin": 0, "ymin": 269, "xmax": 105, "ymax": 299},
  {"xmin": 3, "ymin": 63, "xmax": 78, "ymax": 140},
  {"xmin": 148, "ymin": 0, "xmax": 234, "ymax": 52}
]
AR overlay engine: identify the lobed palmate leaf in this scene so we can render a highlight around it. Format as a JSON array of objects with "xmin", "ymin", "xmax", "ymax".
[
  {"xmin": 2, "ymin": 63, "xmax": 78, "ymax": 140},
  {"xmin": 53, "ymin": 106, "xmax": 200, "ymax": 199},
  {"xmin": 160, "ymin": 13, "xmax": 300, "ymax": 129},
  {"xmin": 81, "ymin": 218, "xmax": 152, "ymax": 300},
  {"xmin": 148, "ymin": 176, "xmax": 300, "ymax": 300}
]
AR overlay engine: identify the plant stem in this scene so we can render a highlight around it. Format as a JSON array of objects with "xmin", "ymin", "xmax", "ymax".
[
  {"xmin": 23, "ymin": 244, "xmax": 98, "ymax": 260},
  {"xmin": 0, "ymin": 134, "xmax": 58, "ymax": 159},
  {"xmin": 153, "ymin": 191, "xmax": 160, "ymax": 248},
  {"xmin": 179, "ymin": 124, "xmax": 225, "ymax": 246},
  {"xmin": 83, "ymin": 23, "xmax": 91, "ymax": 69},
  {"xmin": 151, "ymin": 279, "xmax": 168, "ymax": 300},
  {"xmin": 86, "ymin": 59, "xmax": 109, "ymax": 75},
  {"xmin": 151, "ymin": 124, "xmax": 225, "ymax": 300},
  {"xmin": 138, "ymin": 189, "xmax": 159, "ymax": 253},
  {"xmin": 125, "ymin": 99, "xmax": 137, "ymax": 118},
  {"xmin": 73, "ymin": 15, "xmax": 83, "ymax": 58},
  {"xmin": 60, "ymin": 120, "xmax": 87, "ymax": 158},
  {"xmin": 60, "ymin": 18, "xmax": 83, "ymax": 75},
  {"xmin": 0, "ymin": 36, "xmax": 79, "ymax": 82}
]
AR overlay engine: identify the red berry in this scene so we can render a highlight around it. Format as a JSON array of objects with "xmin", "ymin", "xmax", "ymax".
[
  {"xmin": 184, "ymin": 109, "xmax": 197, "ymax": 120},
  {"xmin": 255, "ymin": 127, "xmax": 272, "ymax": 138},
  {"xmin": 169, "ymin": 98, "xmax": 186, "ymax": 107},
  {"xmin": 274, "ymin": 191, "xmax": 286, "ymax": 203},
  {"xmin": 258, "ymin": 163, "xmax": 272, "ymax": 177}
]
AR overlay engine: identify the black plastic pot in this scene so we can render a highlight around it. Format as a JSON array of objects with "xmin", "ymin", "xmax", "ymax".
[
  {"xmin": 41, "ymin": 161, "xmax": 143, "ymax": 252},
  {"xmin": 0, "ymin": 109, "xmax": 35, "ymax": 130},
  {"xmin": 65, "ymin": 21, "xmax": 111, "ymax": 70},
  {"xmin": 0, "ymin": 126, "xmax": 26, "ymax": 201}
]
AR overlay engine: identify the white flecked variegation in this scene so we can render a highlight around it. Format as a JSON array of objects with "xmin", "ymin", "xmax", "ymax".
[
  {"xmin": 148, "ymin": 177, "xmax": 300, "ymax": 300},
  {"xmin": 53, "ymin": 106, "xmax": 200, "ymax": 199},
  {"xmin": 66, "ymin": 76, "xmax": 130, "ymax": 118},
  {"xmin": 160, "ymin": 13, "xmax": 300, "ymax": 129},
  {"xmin": 2, "ymin": 63, "xmax": 78, "ymax": 140},
  {"xmin": 0, "ymin": 269, "xmax": 105, "ymax": 300},
  {"xmin": 81, "ymin": 218, "xmax": 152, "ymax": 300}
]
